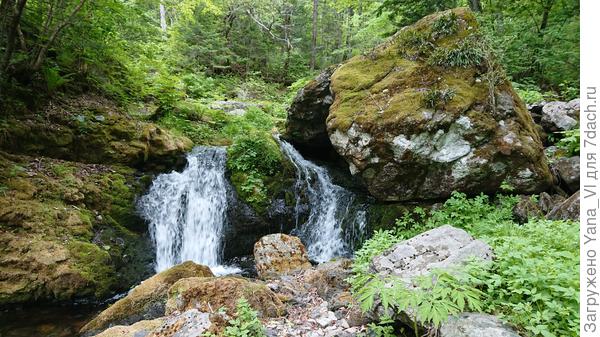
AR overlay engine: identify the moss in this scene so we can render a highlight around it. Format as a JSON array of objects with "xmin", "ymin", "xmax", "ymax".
[{"xmin": 67, "ymin": 241, "xmax": 115, "ymax": 298}]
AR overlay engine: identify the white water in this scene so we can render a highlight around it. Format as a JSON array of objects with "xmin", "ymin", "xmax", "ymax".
[
  {"xmin": 278, "ymin": 139, "xmax": 366, "ymax": 262},
  {"xmin": 137, "ymin": 147, "xmax": 238, "ymax": 274}
]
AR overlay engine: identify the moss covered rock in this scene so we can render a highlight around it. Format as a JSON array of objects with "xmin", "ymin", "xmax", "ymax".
[
  {"xmin": 0, "ymin": 151, "xmax": 153, "ymax": 306},
  {"xmin": 0, "ymin": 94, "xmax": 192, "ymax": 171},
  {"xmin": 80, "ymin": 261, "xmax": 214, "ymax": 336},
  {"xmin": 290, "ymin": 8, "xmax": 552, "ymax": 201},
  {"xmin": 165, "ymin": 276, "xmax": 285, "ymax": 318}
]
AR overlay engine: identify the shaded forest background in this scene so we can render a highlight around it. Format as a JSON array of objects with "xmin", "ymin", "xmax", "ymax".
[{"xmin": 0, "ymin": 0, "xmax": 579, "ymax": 111}]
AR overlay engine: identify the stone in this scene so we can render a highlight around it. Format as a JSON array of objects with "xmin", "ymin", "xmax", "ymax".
[
  {"xmin": 254, "ymin": 234, "xmax": 312, "ymax": 279},
  {"xmin": 372, "ymin": 225, "xmax": 493, "ymax": 281},
  {"xmin": 90, "ymin": 318, "xmax": 166, "ymax": 337},
  {"xmin": 288, "ymin": 8, "xmax": 552, "ymax": 201},
  {"xmin": 439, "ymin": 313, "xmax": 520, "ymax": 337},
  {"xmin": 512, "ymin": 195, "xmax": 544, "ymax": 224},
  {"xmin": 551, "ymin": 156, "xmax": 580, "ymax": 193},
  {"xmin": 80, "ymin": 261, "xmax": 214, "ymax": 336},
  {"xmin": 538, "ymin": 192, "xmax": 566, "ymax": 214},
  {"xmin": 208, "ymin": 101, "xmax": 263, "ymax": 116},
  {"xmin": 540, "ymin": 100, "xmax": 580, "ymax": 132},
  {"xmin": 547, "ymin": 191, "xmax": 580, "ymax": 221},
  {"xmin": 286, "ymin": 66, "xmax": 338, "ymax": 150},
  {"xmin": 148, "ymin": 309, "xmax": 213, "ymax": 337},
  {"xmin": 165, "ymin": 276, "xmax": 285, "ymax": 318}
]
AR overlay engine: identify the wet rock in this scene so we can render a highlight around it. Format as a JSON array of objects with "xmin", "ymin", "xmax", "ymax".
[
  {"xmin": 551, "ymin": 156, "xmax": 580, "ymax": 193},
  {"xmin": 302, "ymin": 259, "xmax": 352, "ymax": 301},
  {"xmin": 512, "ymin": 195, "xmax": 544, "ymax": 224},
  {"xmin": 90, "ymin": 318, "xmax": 166, "ymax": 337},
  {"xmin": 165, "ymin": 276, "xmax": 285, "ymax": 318},
  {"xmin": 547, "ymin": 191, "xmax": 580, "ymax": 221},
  {"xmin": 372, "ymin": 225, "xmax": 493, "ymax": 280},
  {"xmin": 540, "ymin": 99, "xmax": 580, "ymax": 132},
  {"xmin": 81, "ymin": 261, "xmax": 214, "ymax": 336},
  {"xmin": 254, "ymin": 234, "xmax": 312, "ymax": 279},
  {"xmin": 286, "ymin": 66, "xmax": 338, "ymax": 150},
  {"xmin": 289, "ymin": 8, "xmax": 552, "ymax": 201},
  {"xmin": 440, "ymin": 313, "xmax": 520, "ymax": 337}
]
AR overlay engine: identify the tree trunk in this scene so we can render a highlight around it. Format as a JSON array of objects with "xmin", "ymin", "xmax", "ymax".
[
  {"xmin": 159, "ymin": 2, "xmax": 167, "ymax": 32},
  {"xmin": 310, "ymin": 0, "xmax": 318, "ymax": 70},
  {"xmin": 539, "ymin": 1, "xmax": 555, "ymax": 33},
  {"xmin": 343, "ymin": 7, "xmax": 354, "ymax": 60},
  {"xmin": 468, "ymin": 0, "xmax": 482, "ymax": 12},
  {"xmin": 29, "ymin": 0, "xmax": 86, "ymax": 71},
  {"xmin": 1, "ymin": 0, "xmax": 27, "ymax": 73}
]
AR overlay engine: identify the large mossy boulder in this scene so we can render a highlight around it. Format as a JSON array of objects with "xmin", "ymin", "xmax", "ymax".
[
  {"xmin": 80, "ymin": 261, "xmax": 214, "ymax": 336},
  {"xmin": 288, "ymin": 8, "xmax": 552, "ymax": 201},
  {"xmin": 0, "ymin": 152, "xmax": 153, "ymax": 306}
]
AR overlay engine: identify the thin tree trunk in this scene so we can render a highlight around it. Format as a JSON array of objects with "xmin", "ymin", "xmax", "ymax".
[
  {"xmin": 30, "ymin": 0, "xmax": 86, "ymax": 71},
  {"xmin": 1, "ymin": 0, "xmax": 27, "ymax": 73},
  {"xmin": 159, "ymin": 2, "xmax": 167, "ymax": 32},
  {"xmin": 310, "ymin": 0, "xmax": 318, "ymax": 70},
  {"xmin": 343, "ymin": 7, "xmax": 354, "ymax": 60},
  {"xmin": 469, "ymin": 0, "xmax": 482, "ymax": 12}
]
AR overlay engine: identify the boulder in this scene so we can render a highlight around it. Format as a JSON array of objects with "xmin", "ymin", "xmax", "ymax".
[
  {"xmin": 547, "ymin": 191, "xmax": 580, "ymax": 221},
  {"xmin": 551, "ymin": 156, "xmax": 580, "ymax": 193},
  {"xmin": 540, "ymin": 99, "xmax": 580, "ymax": 132},
  {"xmin": 286, "ymin": 66, "xmax": 337, "ymax": 150},
  {"xmin": 254, "ymin": 234, "xmax": 312, "ymax": 279},
  {"xmin": 372, "ymin": 225, "xmax": 493, "ymax": 281},
  {"xmin": 439, "ymin": 313, "xmax": 520, "ymax": 337},
  {"xmin": 148, "ymin": 309, "xmax": 215, "ymax": 337},
  {"xmin": 90, "ymin": 318, "xmax": 166, "ymax": 337},
  {"xmin": 165, "ymin": 276, "xmax": 285, "ymax": 318},
  {"xmin": 301, "ymin": 259, "xmax": 353, "ymax": 302},
  {"xmin": 80, "ymin": 261, "xmax": 213, "ymax": 336},
  {"xmin": 288, "ymin": 8, "xmax": 552, "ymax": 201}
]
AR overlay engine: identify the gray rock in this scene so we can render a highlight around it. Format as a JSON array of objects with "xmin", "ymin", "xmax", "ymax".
[
  {"xmin": 151, "ymin": 309, "xmax": 212, "ymax": 337},
  {"xmin": 372, "ymin": 225, "xmax": 493, "ymax": 281},
  {"xmin": 551, "ymin": 156, "xmax": 580, "ymax": 193},
  {"xmin": 538, "ymin": 192, "xmax": 566, "ymax": 214},
  {"xmin": 440, "ymin": 313, "xmax": 520, "ymax": 337},
  {"xmin": 540, "ymin": 100, "xmax": 579, "ymax": 132},
  {"xmin": 547, "ymin": 191, "xmax": 580, "ymax": 221},
  {"xmin": 208, "ymin": 100, "xmax": 262, "ymax": 116},
  {"xmin": 512, "ymin": 195, "xmax": 543, "ymax": 224}
]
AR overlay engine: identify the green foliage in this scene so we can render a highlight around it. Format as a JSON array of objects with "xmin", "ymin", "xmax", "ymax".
[
  {"xmin": 227, "ymin": 131, "xmax": 283, "ymax": 209},
  {"xmin": 422, "ymin": 88, "xmax": 455, "ymax": 109},
  {"xmin": 351, "ymin": 192, "xmax": 579, "ymax": 337},
  {"xmin": 428, "ymin": 36, "xmax": 485, "ymax": 68},
  {"xmin": 376, "ymin": 0, "xmax": 457, "ymax": 27},
  {"xmin": 554, "ymin": 128, "xmax": 580, "ymax": 156},
  {"xmin": 431, "ymin": 12, "xmax": 459, "ymax": 39},
  {"xmin": 223, "ymin": 298, "xmax": 266, "ymax": 337}
]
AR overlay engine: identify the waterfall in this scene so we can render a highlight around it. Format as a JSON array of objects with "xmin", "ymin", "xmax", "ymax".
[
  {"xmin": 278, "ymin": 138, "xmax": 366, "ymax": 263},
  {"xmin": 137, "ymin": 147, "xmax": 232, "ymax": 273}
]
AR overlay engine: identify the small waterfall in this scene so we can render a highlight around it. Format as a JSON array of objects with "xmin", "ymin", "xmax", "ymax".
[
  {"xmin": 278, "ymin": 138, "xmax": 366, "ymax": 263},
  {"xmin": 137, "ymin": 147, "xmax": 231, "ymax": 273}
]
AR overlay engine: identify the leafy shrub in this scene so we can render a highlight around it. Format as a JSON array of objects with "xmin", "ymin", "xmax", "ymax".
[
  {"xmin": 554, "ymin": 128, "xmax": 580, "ymax": 156},
  {"xmin": 223, "ymin": 298, "xmax": 266, "ymax": 337},
  {"xmin": 227, "ymin": 131, "xmax": 283, "ymax": 209}
]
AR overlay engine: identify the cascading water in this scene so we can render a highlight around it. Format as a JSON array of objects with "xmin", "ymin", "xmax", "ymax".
[
  {"xmin": 278, "ymin": 138, "xmax": 366, "ymax": 263},
  {"xmin": 137, "ymin": 147, "xmax": 231, "ymax": 273}
]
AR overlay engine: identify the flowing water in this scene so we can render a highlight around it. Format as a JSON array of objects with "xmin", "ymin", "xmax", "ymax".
[
  {"xmin": 278, "ymin": 138, "xmax": 366, "ymax": 262},
  {"xmin": 137, "ymin": 146, "xmax": 236, "ymax": 274}
]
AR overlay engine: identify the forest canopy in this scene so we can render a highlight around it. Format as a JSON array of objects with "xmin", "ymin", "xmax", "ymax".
[{"xmin": 0, "ymin": 0, "xmax": 580, "ymax": 108}]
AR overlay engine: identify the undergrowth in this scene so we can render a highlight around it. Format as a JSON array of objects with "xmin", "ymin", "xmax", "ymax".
[{"xmin": 350, "ymin": 192, "xmax": 579, "ymax": 337}]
